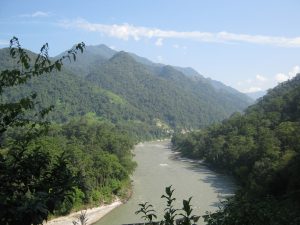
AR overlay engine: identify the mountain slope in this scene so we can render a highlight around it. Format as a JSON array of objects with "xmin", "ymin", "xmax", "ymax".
[
  {"xmin": 0, "ymin": 48, "xmax": 168, "ymax": 141},
  {"xmin": 126, "ymin": 46, "xmax": 252, "ymax": 104},
  {"xmin": 1, "ymin": 45, "xmax": 253, "ymax": 134},
  {"xmin": 172, "ymin": 74, "xmax": 300, "ymax": 224},
  {"xmin": 86, "ymin": 51, "xmax": 252, "ymax": 128},
  {"xmin": 57, "ymin": 44, "xmax": 117, "ymax": 77}
]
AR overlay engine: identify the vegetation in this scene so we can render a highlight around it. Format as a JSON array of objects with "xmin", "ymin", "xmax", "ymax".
[
  {"xmin": 0, "ymin": 38, "xmax": 273, "ymax": 225},
  {"xmin": 72, "ymin": 211, "xmax": 88, "ymax": 225},
  {"xmin": 0, "ymin": 44, "xmax": 252, "ymax": 137},
  {"xmin": 85, "ymin": 51, "xmax": 252, "ymax": 129},
  {"xmin": 136, "ymin": 186, "xmax": 200, "ymax": 225},
  {"xmin": 172, "ymin": 74, "xmax": 300, "ymax": 224},
  {"xmin": 0, "ymin": 38, "xmax": 135, "ymax": 224}
]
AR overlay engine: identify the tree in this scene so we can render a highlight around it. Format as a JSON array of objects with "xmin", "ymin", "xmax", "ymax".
[{"xmin": 0, "ymin": 37, "xmax": 85, "ymax": 225}]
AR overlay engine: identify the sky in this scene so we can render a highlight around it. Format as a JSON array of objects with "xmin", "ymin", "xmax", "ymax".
[{"xmin": 1, "ymin": 0, "xmax": 300, "ymax": 93}]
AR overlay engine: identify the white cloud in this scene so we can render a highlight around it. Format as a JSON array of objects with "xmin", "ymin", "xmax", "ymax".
[
  {"xmin": 20, "ymin": 11, "xmax": 50, "ymax": 18},
  {"xmin": 244, "ymin": 86, "xmax": 262, "ymax": 93},
  {"xmin": 288, "ymin": 65, "xmax": 300, "ymax": 78},
  {"xmin": 238, "ymin": 75, "xmax": 267, "ymax": 93},
  {"xmin": 256, "ymin": 74, "xmax": 267, "ymax": 82},
  {"xmin": 275, "ymin": 65, "xmax": 300, "ymax": 83},
  {"xmin": 58, "ymin": 19, "xmax": 300, "ymax": 47},
  {"xmin": 240, "ymin": 65, "xmax": 300, "ymax": 93},
  {"xmin": 275, "ymin": 73, "xmax": 289, "ymax": 82},
  {"xmin": 173, "ymin": 44, "xmax": 179, "ymax": 49},
  {"xmin": 155, "ymin": 38, "xmax": 163, "ymax": 46},
  {"xmin": 32, "ymin": 11, "xmax": 49, "ymax": 17}
]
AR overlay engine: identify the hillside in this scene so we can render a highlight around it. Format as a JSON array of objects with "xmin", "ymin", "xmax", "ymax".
[
  {"xmin": 81, "ymin": 46, "xmax": 252, "ymax": 128},
  {"xmin": 172, "ymin": 74, "xmax": 300, "ymax": 224},
  {"xmin": 0, "ymin": 45, "xmax": 252, "ymax": 136},
  {"xmin": 0, "ymin": 48, "xmax": 167, "ymax": 141}
]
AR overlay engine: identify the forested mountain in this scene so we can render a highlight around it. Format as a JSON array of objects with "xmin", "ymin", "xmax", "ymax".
[
  {"xmin": 172, "ymin": 74, "xmax": 300, "ymax": 224},
  {"xmin": 73, "ymin": 45, "xmax": 252, "ymax": 129},
  {"xmin": 0, "ymin": 45, "xmax": 252, "ymax": 137},
  {"xmin": 57, "ymin": 44, "xmax": 116, "ymax": 78}
]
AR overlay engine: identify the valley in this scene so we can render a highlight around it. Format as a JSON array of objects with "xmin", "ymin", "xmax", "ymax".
[
  {"xmin": 1, "ymin": 35, "xmax": 299, "ymax": 225},
  {"xmin": 95, "ymin": 141, "xmax": 235, "ymax": 225}
]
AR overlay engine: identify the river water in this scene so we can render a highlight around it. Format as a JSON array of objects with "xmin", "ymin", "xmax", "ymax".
[{"xmin": 94, "ymin": 140, "xmax": 235, "ymax": 225}]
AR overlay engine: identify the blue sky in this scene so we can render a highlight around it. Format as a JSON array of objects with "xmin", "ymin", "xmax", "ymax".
[{"xmin": 1, "ymin": 0, "xmax": 300, "ymax": 93}]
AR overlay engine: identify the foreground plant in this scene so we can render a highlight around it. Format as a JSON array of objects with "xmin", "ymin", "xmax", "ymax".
[
  {"xmin": 72, "ymin": 210, "xmax": 88, "ymax": 225},
  {"xmin": 135, "ymin": 186, "xmax": 200, "ymax": 225}
]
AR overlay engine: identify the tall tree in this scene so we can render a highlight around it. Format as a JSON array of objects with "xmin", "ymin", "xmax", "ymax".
[{"xmin": 0, "ymin": 37, "xmax": 85, "ymax": 225}]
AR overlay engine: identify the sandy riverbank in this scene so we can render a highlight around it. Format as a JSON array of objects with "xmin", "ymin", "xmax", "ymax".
[{"xmin": 44, "ymin": 200, "xmax": 122, "ymax": 225}]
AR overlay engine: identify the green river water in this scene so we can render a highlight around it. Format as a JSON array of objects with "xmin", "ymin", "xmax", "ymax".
[{"xmin": 94, "ymin": 140, "xmax": 235, "ymax": 225}]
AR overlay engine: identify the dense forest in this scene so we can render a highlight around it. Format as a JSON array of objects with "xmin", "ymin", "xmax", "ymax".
[
  {"xmin": 172, "ymin": 74, "xmax": 300, "ymax": 224},
  {"xmin": 3, "ymin": 116, "xmax": 136, "ymax": 215},
  {"xmin": 0, "ymin": 39, "xmax": 137, "ymax": 225},
  {"xmin": 0, "ymin": 44, "xmax": 252, "ymax": 137}
]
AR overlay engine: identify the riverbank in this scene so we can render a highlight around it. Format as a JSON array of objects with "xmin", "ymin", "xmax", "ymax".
[
  {"xmin": 44, "ymin": 200, "xmax": 122, "ymax": 225},
  {"xmin": 94, "ymin": 141, "xmax": 235, "ymax": 225}
]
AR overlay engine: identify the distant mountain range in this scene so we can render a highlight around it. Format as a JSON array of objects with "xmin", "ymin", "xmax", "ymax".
[
  {"xmin": 246, "ymin": 90, "xmax": 267, "ymax": 100},
  {"xmin": 0, "ymin": 44, "xmax": 253, "ymax": 136}
]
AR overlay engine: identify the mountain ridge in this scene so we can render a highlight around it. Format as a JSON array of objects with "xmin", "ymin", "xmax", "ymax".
[{"xmin": 1, "ymin": 45, "xmax": 253, "ymax": 134}]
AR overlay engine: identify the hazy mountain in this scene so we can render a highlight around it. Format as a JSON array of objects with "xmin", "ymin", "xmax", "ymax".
[
  {"xmin": 246, "ymin": 90, "xmax": 267, "ymax": 100},
  {"xmin": 54, "ymin": 45, "xmax": 116, "ymax": 77},
  {"xmin": 61, "ymin": 44, "xmax": 252, "ymax": 103}
]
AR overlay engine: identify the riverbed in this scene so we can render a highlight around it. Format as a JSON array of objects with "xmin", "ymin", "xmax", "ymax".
[{"xmin": 94, "ymin": 140, "xmax": 235, "ymax": 225}]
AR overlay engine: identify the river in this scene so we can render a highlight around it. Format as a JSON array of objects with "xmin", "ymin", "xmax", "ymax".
[{"xmin": 94, "ymin": 140, "xmax": 235, "ymax": 225}]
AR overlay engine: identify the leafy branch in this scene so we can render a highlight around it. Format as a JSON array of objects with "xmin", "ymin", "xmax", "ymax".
[
  {"xmin": 0, "ymin": 37, "xmax": 85, "ymax": 142},
  {"xmin": 136, "ymin": 186, "xmax": 201, "ymax": 225},
  {"xmin": 135, "ymin": 202, "xmax": 157, "ymax": 223}
]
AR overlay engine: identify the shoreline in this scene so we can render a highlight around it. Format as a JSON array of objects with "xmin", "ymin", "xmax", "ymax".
[
  {"xmin": 44, "ymin": 140, "xmax": 166, "ymax": 225},
  {"xmin": 44, "ymin": 200, "xmax": 122, "ymax": 225}
]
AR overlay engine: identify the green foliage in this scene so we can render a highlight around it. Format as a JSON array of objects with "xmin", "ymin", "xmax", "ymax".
[
  {"xmin": 0, "ymin": 37, "xmax": 84, "ymax": 137},
  {"xmin": 136, "ymin": 186, "xmax": 200, "ymax": 225},
  {"xmin": 86, "ymin": 52, "xmax": 252, "ymax": 129},
  {"xmin": 0, "ymin": 141, "xmax": 76, "ymax": 225},
  {"xmin": 179, "ymin": 197, "xmax": 200, "ymax": 225},
  {"xmin": 0, "ymin": 37, "xmax": 85, "ymax": 225},
  {"xmin": 135, "ymin": 202, "xmax": 157, "ymax": 223},
  {"xmin": 0, "ymin": 44, "xmax": 252, "ymax": 136},
  {"xmin": 161, "ymin": 186, "xmax": 178, "ymax": 225},
  {"xmin": 35, "ymin": 117, "xmax": 136, "ymax": 215},
  {"xmin": 172, "ymin": 75, "xmax": 300, "ymax": 224},
  {"xmin": 203, "ymin": 192, "xmax": 300, "ymax": 225}
]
